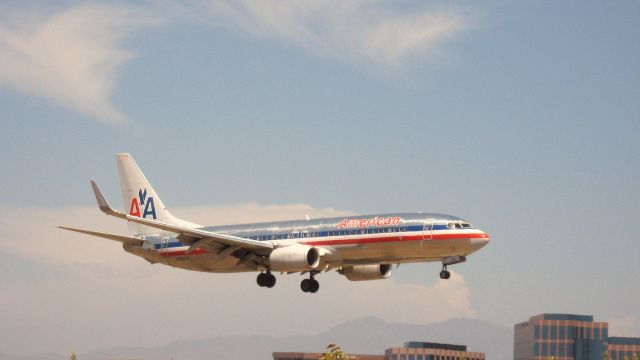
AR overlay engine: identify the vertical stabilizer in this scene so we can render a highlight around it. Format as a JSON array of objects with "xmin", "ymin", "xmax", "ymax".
[{"xmin": 115, "ymin": 153, "xmax": 199, "ymax": 235}]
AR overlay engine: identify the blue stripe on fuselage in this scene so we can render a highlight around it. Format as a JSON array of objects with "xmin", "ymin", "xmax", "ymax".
[{"xmin": 151, "ymin": 224, "xmax": 468, "ymax": 250}]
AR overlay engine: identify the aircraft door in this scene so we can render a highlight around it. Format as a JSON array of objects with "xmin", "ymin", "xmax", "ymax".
[
  {"xmin": 160, "ymin": 235, "xmax": 170, "ymax": 256},
  {"xmin": 423, "ymin": 221, "xmax": 432, "ymax": 241}
]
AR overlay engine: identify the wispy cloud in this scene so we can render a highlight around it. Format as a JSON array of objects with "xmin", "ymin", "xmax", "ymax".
[
  {"xmin": 189, "ymin": 0, "xmax": 470, "ymax": 67},
  {"xmin": 0, "ymin": 1, "xmax": 469, "ymax": 123},
  {"xmin": 0, "ymin": 3, "xmax": 160, "ymax": 123},
  {"xmin": 0, "ymin": 205, "xmax": 474, "ymax": 355}
]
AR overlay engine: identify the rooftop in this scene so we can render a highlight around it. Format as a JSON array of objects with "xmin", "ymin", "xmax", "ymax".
[
  {"xmin": 403, "ymin": 342, "xmax": 467, "ymax": 352},
  {"xmin": 532, "ymin": 314, "xmax": 595, "ymax": 322},
  {"xmin": 609, "ymin": 337, "xmax": 640, "ymax": 346}
]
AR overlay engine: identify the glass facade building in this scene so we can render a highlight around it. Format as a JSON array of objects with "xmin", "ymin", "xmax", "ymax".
[
  {"xmin": 515, "ymin": 314, "xmax": 640, "ymax": 360},
  {"xmin": 514, "ymin": 314, "xmax": 608, "ymax": 360},
  {"xmin": 274, "ymin": 341, "xmax": 485, "ymax": 360},
  {"xmin": 607, "ymin": 337, "xmax": 640, "ymax": 360},
  {"xmin": 273, "ymin": 352, "xmax": 384, "ymax": 360},
  {"xmin": 384, "ymin": 342, "xmax": 484, "ymax": 360}
]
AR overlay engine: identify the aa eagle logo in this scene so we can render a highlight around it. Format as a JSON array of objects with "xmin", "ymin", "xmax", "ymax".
[{"xmin": 129, "ymin": 188, "xmax": 157, "ymax": 219}]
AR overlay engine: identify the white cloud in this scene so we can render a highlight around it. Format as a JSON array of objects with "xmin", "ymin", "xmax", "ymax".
[
  {"xmin": 609, "ymin": 315, "xmax": 640, "ymax": 337},
  {"xmin": 0, "ymin": 3, "xmax": 160, "ymax": 123},
  {"xmin": 0, "ymin": 205, "xmax": 475, "ymax": 355},
  {"xmin": 191, "ymin": 0, "xmax": 470, "ymax": 67},
  {"xmin": 0, "ymin": 1, "xmax": 469, "ymax": 123}
]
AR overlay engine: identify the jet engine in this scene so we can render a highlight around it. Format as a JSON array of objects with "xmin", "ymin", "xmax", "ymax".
[
  {"xmin": 339, "ymin": 264, "xmax": 392, "ymax": 281},
  {"xmin": 269, "ymin": 245, "xmax": 320, "ymax": 272}
]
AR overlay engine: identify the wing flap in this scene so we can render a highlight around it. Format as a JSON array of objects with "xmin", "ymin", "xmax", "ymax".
[{"xmin": 58, "ymin": 226, "xmax": 145, "ymax": 246}]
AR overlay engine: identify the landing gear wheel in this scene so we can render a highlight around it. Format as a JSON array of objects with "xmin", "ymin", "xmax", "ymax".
[
  {"xmin": 257, "ymin": 272, "xmax": 276, "ymax": 288},
  {"xmin": 301, "ymin": 272, "xmax": 320, "ymax": 293},
  {"xmin": 265, "ymin": 273, "xmax": 276, "ymax": 288},
  {"xmin": 257, "ymin": 272, "xmax": 267, "ymax": 287},
  {"xmin": 301, "ymin": 278, "xmax": 312, "ymax": 292},
  {"xmin": 309, "ymin": 279, "xmax": 319, "ymax": 293},
  {"xmin": 439, "ymin": 270, "xmax": 451, "ymax": 280}
]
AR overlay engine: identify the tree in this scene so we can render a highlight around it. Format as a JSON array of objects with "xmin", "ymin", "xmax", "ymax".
[
  {"xmin": 318, "ymin": 343, "xmax": 348, "ymax": 360},
  {"xmin": 70, "ymin": 352, "xmax": 77, "ymax": 360}
]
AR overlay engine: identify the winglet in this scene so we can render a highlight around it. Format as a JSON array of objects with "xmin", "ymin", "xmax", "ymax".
[{"xmin": 90, "ymin": 180, "xmax": 117, "ymax": 216}]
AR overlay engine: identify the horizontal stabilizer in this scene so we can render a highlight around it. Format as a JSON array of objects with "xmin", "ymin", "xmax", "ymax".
[{"xmin": 57, "ymin": 226, "xmax": 145, "ymax": 246}]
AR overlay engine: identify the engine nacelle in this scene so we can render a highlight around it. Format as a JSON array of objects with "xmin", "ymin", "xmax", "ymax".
[
  {"xmin": 269, "ymin": 245, "xmax": 320, "ymax": 272},
  {"xmin": 339, "ymin": 264, "xmax": 392, "ymax": 281}
]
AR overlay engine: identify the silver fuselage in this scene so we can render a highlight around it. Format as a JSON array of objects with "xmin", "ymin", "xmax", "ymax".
[{"xmin": 125, "ymin": 212, "xmax": 490, "ymax": 273}]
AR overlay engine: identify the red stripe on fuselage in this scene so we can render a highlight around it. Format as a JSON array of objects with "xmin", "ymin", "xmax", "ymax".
[
  {"xmin": 302, "ymin": 232, "xmax": 487, "ymax": 247},
  {"xmin": 156, "ymin": 232, "xmax": 489, "ymax": 257}
]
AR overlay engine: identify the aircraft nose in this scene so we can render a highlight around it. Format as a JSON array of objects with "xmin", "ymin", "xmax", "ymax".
[{"xmin": 470, "ymin": 232, "xmax": 490, "ymax": 249}]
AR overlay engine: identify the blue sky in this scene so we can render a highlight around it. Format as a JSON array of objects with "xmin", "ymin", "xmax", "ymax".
[{"xmin": 0, "ymin": 1, "xmax": 639, "ymax": 356}]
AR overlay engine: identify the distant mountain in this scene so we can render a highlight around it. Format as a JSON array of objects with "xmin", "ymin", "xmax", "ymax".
[{"xmin": 0, "ymin": 317, "xmax": 512, "ymax": 360}]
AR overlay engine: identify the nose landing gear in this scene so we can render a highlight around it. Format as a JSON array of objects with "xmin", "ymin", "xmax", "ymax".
[
  {"xmin": 257, "ymin": 271, "xmax": 276, "ymax": 288},
  {"xmin": 439, "ymin": 266, "xmax": 451, "ymax": 280},
  {"xmin": 439, "ymin": 255, "xmax": 466, "ymax": 280},
  {"xmin": 300, "ymin": 272, "xmax": 320, "ymax": 293}
]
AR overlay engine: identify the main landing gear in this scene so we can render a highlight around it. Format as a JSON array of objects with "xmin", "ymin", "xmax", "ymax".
[
  {"xmin": 257, "ymin": 271, "xmax": 276, "ymax": 288},
  {"xmin": 300, "ymin": 272, "xmax": 320, "ymax": 293}
]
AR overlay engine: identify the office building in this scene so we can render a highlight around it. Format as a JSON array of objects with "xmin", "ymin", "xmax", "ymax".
[
  {"xmin": 514, "ymin": 313, "xmax": 640, "ymax": 360},
  {"xmin": 274, "ymin": 341, "xmax": 485, "ymax": 360},
  {"xmin": 607, "ymin": 337, "xmax": 640, "ymax": 360},
  {"xmin": 272, "ymin": 352, "xmax": 383, "ymax": 360},
  {"xmin": 386, "ymin": 342, "xmax": 485, "ymax": 360}
]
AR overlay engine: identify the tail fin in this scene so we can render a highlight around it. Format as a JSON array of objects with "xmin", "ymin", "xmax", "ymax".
[{"xmin": 116, "ymin": 153, "xmax": 199, "ymax": 235}]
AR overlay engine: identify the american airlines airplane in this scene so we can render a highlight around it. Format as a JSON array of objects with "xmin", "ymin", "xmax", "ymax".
[{"xmin": 60, "ymin": 154, "xmax": 490, "ymax": 293}]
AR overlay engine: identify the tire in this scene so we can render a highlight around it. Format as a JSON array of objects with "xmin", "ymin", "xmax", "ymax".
[
  {"xmin": 266, "ymin": 273, "xmax": 276, "ymax": 288},
  {"xmin": 300, "ymin": 279, "xmax": 311, "ymax": 292},
  {"xmin": 257, "ymin": 272, "xmax": 267, "ymax": 287},
  {"xmin": 310, "ymin": 279, "xmax": 319, "ymax": 293}
]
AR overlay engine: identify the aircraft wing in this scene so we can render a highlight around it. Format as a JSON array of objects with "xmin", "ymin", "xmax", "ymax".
[
  {"xmin": 89, "ymin": 181, "xmax": 273, "ymax": 251},
  {"xmin": 58, "ymin": 226, "xmax": 145, "ymax": 246}
]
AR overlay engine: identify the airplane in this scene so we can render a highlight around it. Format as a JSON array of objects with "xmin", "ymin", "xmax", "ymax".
[{"xmin": 59, "ymin": 153, "xmax": 490, "ymax": 293}]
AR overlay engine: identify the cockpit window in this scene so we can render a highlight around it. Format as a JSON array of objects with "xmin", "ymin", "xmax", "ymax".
[
  {"xmin": 455, "ymin": 223, "xmax": 462, "ymax": 229},
  {"xmin": 461, "ymin": 223, "xmax": 473, "ymax": 228},
  {"xmin": 447, "ymin": 223, "xmax": 454, "ymax": 229}
]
